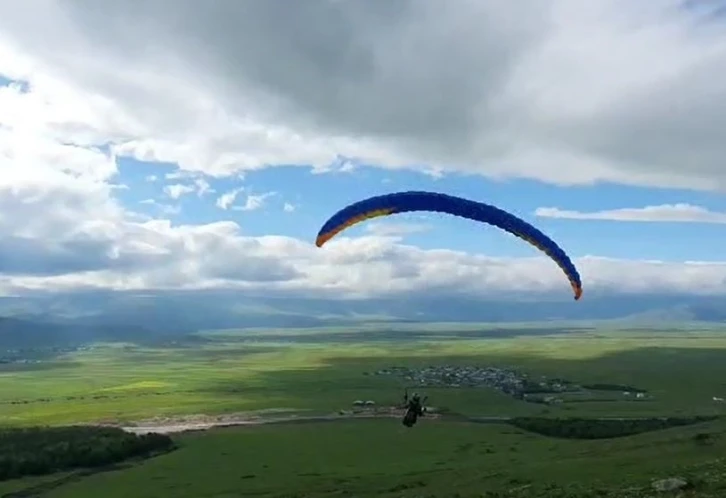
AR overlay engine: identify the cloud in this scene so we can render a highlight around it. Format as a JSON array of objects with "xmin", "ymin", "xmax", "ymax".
[
  {"xmin": 310, "ymin": 155, "xmax": 358, "ymax": 175},
  {"xmin": 3, "ymin": 2, "xmax": 726, "ymax": 303},
  {"xmin": 215, "ymin": 188, "xmax": 244, "ymax": 210},
  {"xmin": 234, "ymin": 192, "xmax": 275, "ymax": 211},
  {"xmin": 364, "ymin": 221, "xmax": 431, "ymax": 237},
  {"xmin": 3, "ymin": 224, "xmax": 726, "ymax": 298},
  {"xmin": 535, "ymin": 204, "xmax": 726, "ymax": 223},
  {"xmin": 215, "ymin": 188, "xmax": 274, "ymax": 211},
  {"xmin": 194, "ymin": 178, "xmax": 214, "ymax": 197},
  {"xmin": 163, "ymin": 178, "xmax": 214, "ymax": 200},
  {"xmin": 165, "ymin": 170, "xmax": 199, "ymax": 180},
  {"xmin": 140, "ymin": 199, "xmax": 181, "ymax": 216},
  {"xmin": 1, "ymin": 1, "xmax": 726, "ymax": 190},
  {"xmin": 283, "ymin": 202, "xmax": 296, "ymax": 213},
  {"xmin": 163, "ymin": 184, "xmax": 196, "ymax": 200}
]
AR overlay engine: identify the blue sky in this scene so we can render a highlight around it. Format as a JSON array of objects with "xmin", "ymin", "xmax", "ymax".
[
  {"xmin": 115, "ymin": 156, "xmax": 726, "ymax": 262},
  {"xmin": 2, "ymin": 0, "xmax": 726, "ymax": 299}
]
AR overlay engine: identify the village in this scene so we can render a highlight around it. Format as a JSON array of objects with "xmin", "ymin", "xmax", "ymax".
[{"xmin": 370, "ymin": 364, "xmax": 650, "ymax": 405}]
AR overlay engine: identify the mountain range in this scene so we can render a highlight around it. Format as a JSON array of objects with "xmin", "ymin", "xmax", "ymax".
[{"xmin": 0, "ymin": 290, "xmax": 725, "ymax": 349}]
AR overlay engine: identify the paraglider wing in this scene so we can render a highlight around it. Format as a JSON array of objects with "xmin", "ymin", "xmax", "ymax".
[{"xmin": 315, "ymin": 191, "xmax": 583, "ymax": 300}]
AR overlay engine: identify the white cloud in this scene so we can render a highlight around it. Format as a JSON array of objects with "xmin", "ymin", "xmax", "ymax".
[
  {"xmin": 140, "ymin": 199, "xmax": 180, "ymax": 216},
  {"xmin": 310, "ymin": 155, "xmax": 359, "ymax": 175},
  {"xmin": 3, "ymin": 226, "xmax": 726, "ymax": 298},
  {"xmin": 536, "ymin": 204, "xmax": 726, "ymax": 223},
  {"xmin": 163, "ymin": 178, "xmax": 214, "ymax": 200},
  {"xmin": 233, "ymin": 192, "xmax": 275, "ymax": 211},
  {"xmin": 364, "ymin": 221, "xmax": 431, "ymax": 237},
  {"xmin": 1, "ymin": 1, "xmax": 726, "ymax": 190},
  {"xmin": 163, "ymin": 184, "xmax": 196, "ymax": 200},
  {"xmin": 166, "ymin": 170, "xmax": 198, "ymax": 180},
  {"xmin": 215, "ymin": 188, "xmax": 244, "ymax": 210},
  {"xmin": 194, "ymin": 178, "xmax": 214, "ymax": 197},
  {"xmin": 215, "ymin": 188, "xmax": 274, "ymax": 211},
  {"xmin": 283, "ymin": 202, "xmax": 296, "ymax": 212}
]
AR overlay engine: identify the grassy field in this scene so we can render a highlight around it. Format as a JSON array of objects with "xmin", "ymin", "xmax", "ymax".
[
  {"xmin": 2, "ymin": 323, "xmax": 726, "ymax": 496},
  {"xmin": 2, "ymin": 324, "xmax": 726, "ymax": 425},
  {"xmin": 3, "ymin": 419, "xmax": 726, "ymax": 497}
]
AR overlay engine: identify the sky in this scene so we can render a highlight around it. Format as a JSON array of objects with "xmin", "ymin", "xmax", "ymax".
[{"xmin": 1, "ymin": 0, "xmax": 726, "ymax": 301}]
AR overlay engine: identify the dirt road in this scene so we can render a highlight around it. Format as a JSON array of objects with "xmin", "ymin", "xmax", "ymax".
[{"xmin": 120, "ymin": 408, "xmax": 444, "ymax": 435}]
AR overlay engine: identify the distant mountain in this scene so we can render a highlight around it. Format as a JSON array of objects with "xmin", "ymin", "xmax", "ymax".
[
  {"xmin": 0, "ymin": 315, "xmax": 162, "ymax": 350},
  {"xmin": 0, "ymin": 289, "xmax": 724, "ymax": 342},
  {"xmin": 0, "ymin": 316, "xmax": 69, "ymax": 349}
]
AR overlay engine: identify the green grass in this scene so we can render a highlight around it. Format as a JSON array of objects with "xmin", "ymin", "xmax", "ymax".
[
  {"xmin": 0, "ymin": 473, "xmax": 74, "ymax": 496},
  {"xmin": 12, "ymin": 418, "xmax": 726, "ymax": 498},
  {"xmin": 3, "ymin": 324, "xmax": 726, "ymax": 496},
  {"xmin": 2, "ymin": 326, "xmax": 726, "ymax": 425}
]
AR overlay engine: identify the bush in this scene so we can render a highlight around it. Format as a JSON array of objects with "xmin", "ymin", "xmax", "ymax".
[
  {"xmin": 0, "ymin": 426, "xmax": 175, "ymax": 480},
  {"xmin": 509, "ymin": 416, "xmax": 716, "ymax": 439}
]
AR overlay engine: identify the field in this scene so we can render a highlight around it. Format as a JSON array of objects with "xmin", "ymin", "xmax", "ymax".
[
  {"xmin": 2, "ymin": 323, "xmax": 726, "ymax": 496},
  {"xmin": 10, "ymin": 419, "xmax": 726, "ymax": 498}
]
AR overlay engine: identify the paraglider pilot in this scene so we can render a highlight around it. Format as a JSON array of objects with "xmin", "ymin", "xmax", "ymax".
[{"xmin": 402, "ymin": 393, "xmax": 425, "ymax": 427}]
